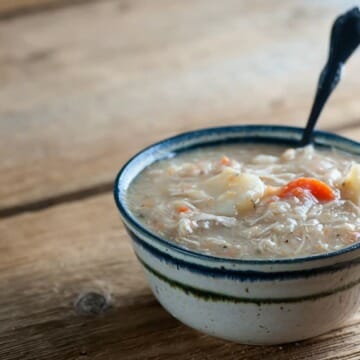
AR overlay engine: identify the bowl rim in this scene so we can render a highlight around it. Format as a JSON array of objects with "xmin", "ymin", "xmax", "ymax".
[{"xmin": 114, "ymin": 124, "xmax": 360, "ymax": 265}]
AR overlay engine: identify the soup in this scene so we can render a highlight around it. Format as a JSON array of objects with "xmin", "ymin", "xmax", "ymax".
[{"xmin": 127, "ymin": 144, "xmax": 360, "ymax": 259}]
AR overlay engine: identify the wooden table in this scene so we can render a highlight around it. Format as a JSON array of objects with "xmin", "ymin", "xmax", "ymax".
[{"xmin": 1, "ymin": 1, "xmax": 360, "ymax": 359}]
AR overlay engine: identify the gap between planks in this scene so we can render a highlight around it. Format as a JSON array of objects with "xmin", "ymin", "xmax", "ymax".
[
  {"xmin": 0, "ymin": 181, "xmax": 113, "ymax": 219},
  {"xmin": 0, "ymin": 0, "xmax": 111, "ymax": 21}
]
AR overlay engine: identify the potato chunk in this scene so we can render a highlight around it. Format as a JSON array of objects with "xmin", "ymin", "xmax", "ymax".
[
  {"xmin": 341, "ymin": 163, "xmax": 360, "ymax": 205},
  {"xmin": 203, "ymin": 168, "xmax": 265, "ymax": 216},
  {"xmin": 203, "ymin": 167, "xmax": 238, "ymax": 197}
]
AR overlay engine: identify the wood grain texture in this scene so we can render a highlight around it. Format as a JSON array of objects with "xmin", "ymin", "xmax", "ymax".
[
  {"xmin": 2, "ymin": 2, "xmax": 360, "ymax": 359},
  {"xmin": 1, "ymin": 0, "xmax": 360, "ymax": 210},
  {"xmin": 0, "ymin": 0, "xmax": 63, "ymax": 14},
  {"xmin": 0, "ymin": 194, "xmax": 360, "ymax": 360},
  {"xmin": 0, "ymin": 0, "xmax": 98, "ymax": 19}
]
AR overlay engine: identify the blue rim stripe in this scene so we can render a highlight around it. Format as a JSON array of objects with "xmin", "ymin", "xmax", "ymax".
[
  {"xmin": 128, "ymin": 228, "xmax": 360, "ymax": 281},
  {"xmin": 114, "ymin": 125, "xmax": 360, "ymax": 267}
]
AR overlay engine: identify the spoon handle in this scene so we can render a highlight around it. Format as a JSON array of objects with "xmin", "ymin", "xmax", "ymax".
[{"xmin": 301, "ymin": 7, "xmax": 360, "ymax": 146}]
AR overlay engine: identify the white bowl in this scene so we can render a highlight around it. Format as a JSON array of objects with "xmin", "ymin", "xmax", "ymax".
[{"xmin": 114, "ymin": 125, "xmax": 360, "ymax": 344}]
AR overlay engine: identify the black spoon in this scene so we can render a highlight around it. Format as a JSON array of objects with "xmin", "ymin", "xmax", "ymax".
[{"xmin": 301, "ymin": 7, "xmax": 360, "ymax": 146}]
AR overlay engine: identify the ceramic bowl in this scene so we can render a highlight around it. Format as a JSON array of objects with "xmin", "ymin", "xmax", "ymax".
[{"xmin": 114, "ymin": 125, "xmax": 360, "ymax": 345}]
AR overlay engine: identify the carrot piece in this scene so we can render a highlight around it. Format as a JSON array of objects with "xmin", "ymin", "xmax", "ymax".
[
  {"xmin": 220, "ymin": 156, "xmax": 231, "ymax": 166},
  {"xmin": 178, "ymin": 205, "xmax": 190, "ymax": 213},
  {"xmin": 278, "ymin": 177, "xmax": 335, "ymax": 202}
]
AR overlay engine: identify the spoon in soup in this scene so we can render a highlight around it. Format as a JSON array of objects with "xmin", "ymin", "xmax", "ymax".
[{"xmin": 301, "ymin": 7, "xmax": 360, "ymax": 146}]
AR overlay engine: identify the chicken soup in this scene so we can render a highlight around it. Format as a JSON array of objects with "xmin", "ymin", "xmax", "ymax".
[{"xmin": 127, "ymin": 144, "xmax": 360, "ymax": 259}]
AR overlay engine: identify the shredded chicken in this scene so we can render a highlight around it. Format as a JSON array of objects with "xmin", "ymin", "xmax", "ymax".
[{"xmin": 128, "ymin": 144, "xmax": 360, "ymax": 259}]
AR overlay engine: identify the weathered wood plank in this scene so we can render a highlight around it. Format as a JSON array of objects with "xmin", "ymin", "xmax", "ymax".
[
  {"xmin": 338, "ymin": 127, "xmax": 360, "ymax": 140},
  {"xmin": 0, "ymin": 0, "xmax": 62, "ymax": 15},
  {"xmin": 0, "ymin": 0, "xmax": 98, "ymax": 19},
  {"xmin": 1, "ymin": 194, "xmax": 360, "ymax": 359},
  {"xmin": 1, "ymin": 0, "xmax": 359, "ymax": 210}
]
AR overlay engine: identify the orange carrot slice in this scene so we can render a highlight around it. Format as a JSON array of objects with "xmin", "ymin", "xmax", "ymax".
[
  {"xmin": 278, "ymin": 177, "xmax": 335, "ymax": 202},
  {"xmin": 220, "ymin": 156, "xmax": 231, "ymax": 166},
  {"xmin": 178, "ymin": 205, "xmax": 190, "ymax": 213}
]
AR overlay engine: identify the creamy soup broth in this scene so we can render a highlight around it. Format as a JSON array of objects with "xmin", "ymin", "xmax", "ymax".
[{"xmin": 127, "ymin": 144, "xmax": 360, "ymax": 259}]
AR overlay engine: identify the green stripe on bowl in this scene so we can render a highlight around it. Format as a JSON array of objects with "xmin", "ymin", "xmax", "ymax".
[{"xmin": 138, "ymin": 256, "xmax": 360, "ymax": 304}]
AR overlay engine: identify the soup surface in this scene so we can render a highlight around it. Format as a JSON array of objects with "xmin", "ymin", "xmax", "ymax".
[{"xmin": 127, "ymin": 144, "xmax": 360, "ymax": 259}]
